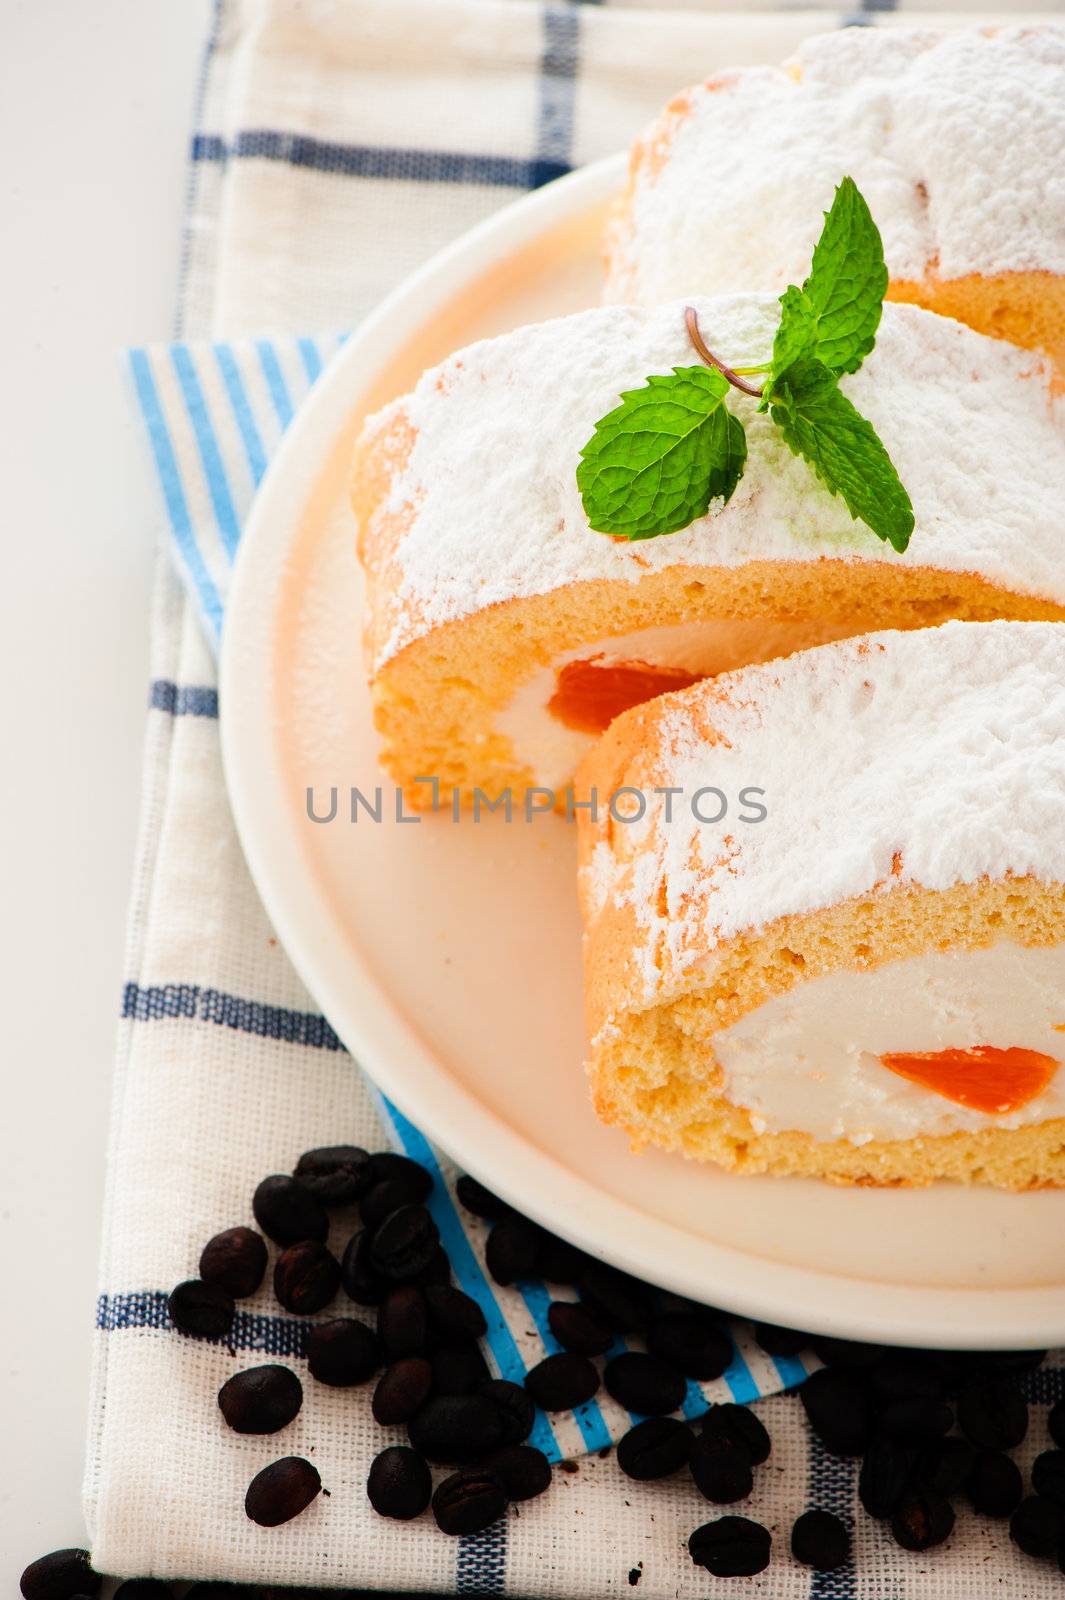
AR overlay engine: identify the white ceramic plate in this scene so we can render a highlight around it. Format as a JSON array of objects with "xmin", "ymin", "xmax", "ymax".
[{"xmin": 221, "ymin": 153, "xmax": 1065, "ymax": 1349}]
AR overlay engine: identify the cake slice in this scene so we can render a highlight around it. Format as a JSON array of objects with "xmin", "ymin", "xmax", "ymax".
[
  {"xmin": 354, "ymin": 295, "xmax": 1065, "ymax": 805},
  {"xmin": 605, "ymin": 26, "xmax": 1065, "ymax": 372},
  {"xmin": 576, "ymin": 621, "xmax": 1065, "ymax": 1189}
]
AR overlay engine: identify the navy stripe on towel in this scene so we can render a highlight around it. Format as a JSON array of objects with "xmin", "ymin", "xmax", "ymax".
[
  {"xmin": 537, "ymin": 7, "xmax": 580, "ymax": 170},
  {"xmin": 808, "ymin": 1420, "xmax": 858, "ymax": 1600},
  {"xmin": 122, "ymin": 982, "xmax": 344, "ymax": 1051},
  {"xmin": 192, "ymin": 130, "xmax": 569, "ymax": 190},
  {"xmin": 150, "ymin": 679, "xmax": 219, "ymax": 718},
  {"xmin": 98, "ymin": 1291, "xmax": 312, "ymax": 1357},
  {"xmin": 456, "ymin": 1522, "xmax": 508, "ymax": 1595}
]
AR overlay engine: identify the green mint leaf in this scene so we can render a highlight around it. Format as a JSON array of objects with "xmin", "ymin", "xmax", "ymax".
[
  {"xmin": 577, "ymin": 366, "xmax": 747, "ymax": 539},
  {"xmin": 769, "ymin": 284, "xmax": 818, "ymax": 379},
  {"xmin": 772, "ymin": 176, "xmax": 888, "ymax": 381},
  {"xmin": 768, "ymin": 357, "xmax": 914, "ymax": 552}
]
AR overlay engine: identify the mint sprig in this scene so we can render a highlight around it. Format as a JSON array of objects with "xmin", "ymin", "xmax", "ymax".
[
  {"xmin": 575, "ymin": 367, "xmax": 746, "ymax": 538},
  {"xmin": 577, "ymin": 176, "xmax": 914, "ymax": 553}
]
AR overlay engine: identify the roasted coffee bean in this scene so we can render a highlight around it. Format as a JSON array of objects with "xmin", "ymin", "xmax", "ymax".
[
  {"xmin": 369, "ymin": 1204, "xmax": 440, "ymax": 1282},
  {"xmin": 537, "ymin": 1231, "xmax": 587, "ymax": 1284},
  {"xmin": 199, "ymin": 1227, "xmax": 268, "ymax": 1298},
  {"xmin": 688, "ymin": 1516, "xmax": 771, "ymax": 1578},
  {"xmin": 1033, "ymin": 1450, "xmax": 1065, "ymax": 1508},
  {"xmin": 957, "ymin": 1377, "xmax": 1028, "ymax": 1451},
  {"xmin": 578, "ymin": 1262, "xmax": 652, "ymax": 1332},
  {"xmin": 547, "ymin": 1300, "xmax": 613, "ymax": 1357},
  {"xmin": 870, "ymin": 1351, "xmax": 946, "ymax": 1404},
  {"xmin": 367, "ymin": 1151, "xmax": 434, "ymax": 1200},
  {"xmin": 244, "ymin": 1456, "xmax": 321, "ymax": 1526},
  {"xmin": 879, "ymin": 1397, "xmax": 954, "ymax": 1445},
  {"xmin": 753, "ymin": 1322, "xmax": 809, "ymax": 1358},
  {"xmin": 858, "ymin": 1437, "xmax": 916, "ymax": 1520},
  {"xmin": 700, "ymin": 1404, "xmax": 772, "ymax": 1466},
  {"xmin": 791, "ymin": 1509, "xmax": 850, "ymax": 1571},
  {"xmin": 20, "ymin": 1550, "xmax": 101, "ymax": 1600},
  {"xmin": 306, "ymin": 1317, "xmax": 379, "ymax": 1386},
  {"xmin": 340, "ymin": 1228, "xmax": 388, "ymax": 1307},
  {"xmin": 485, "ymin": 1443, "xmax": 552, "ymax": 1501},
  {"xmin": 800, "ymin": 1368, "xmax": 870, "ymax": 1456},
  {"xmin": 455, "ymin": 1173, "xmax": 510, "ymax": 1220},
  {"xmin": 425, "ymin": 1284, "xmax": 487, "ymax": 1344},
  {"xmin": 430, "ymin": 1342, "xmax": 490, "ymax": 1396},
  {"xmin": 218, "ymin": 1364, "xmax": 303, "ymax": 1433},
  {"xmin": 913, "ymin": 1436, "xmax": 974, "ymax": 1497},
  {"xmin": 604, "ymin": 1352, "xmax": 686, "ymax": 1416},
  {"xmin": 360, "ymin": 1179, "xmax": 423, "ymax": 1233},
  {"xmin": 411, "ymin": 1246, "xmax": 452, "ymax": 1289},
  {"xmin": 252, "ymin": 1174, "xmax": 328, "ymax": 1246},
  {"xmin": 377, "ymin": 1286, "xmax": 428, "ymax": 1359},
  {"xmin": 689, "ymin": 1434, "xmax": 754, "ymax": 1504},
  {"xmin": 525, "ymin": 1351, "xmax": 600, "ymax": 1412},
  {"xmin": 617, "ymin": 1416, "xmax": 694, "ymax": 1481},
  {"xmin": 432, "ymin": 1469, "xmax": 507, "ymax": 1536},
  {"xmin": 373, "ymin": 1356, "xmax": 433, "ymax": 1425},
  {"xmin": 1050, "ymin": 1397, "xmax": 1065, "ymax": 1451},
  {"xmin": 891, "ymin": 1490, "xmax": 955, "ymax": 1552},
  {"xmin": 273, "ymin": 1241, "xmax": 341, "ymax": 1314},
  {"xmin": 485, "ymin": 1216, "xmax": 543, "ymax": 1285},
  {"xmin": 648, "ymin": 1314, "xmax": 732, "ymax": 1381},
  {"xmin": 367, "ymin": 1444, "xmax": 432, "ymax": 1520},
  {"xmin": 1011, "ymin": 1494, "xmax": 1065, "ymax": 1558},
  {"xmin": 112, "ymin": 1582, "xmax": 175, "ymax": 1600},
  {"xmin": 479, "ymin": 1378, "xmax": 536, "ymax": 1445},
  {"xmin": 294, "ymin": 1144, "xmax": 371, "ymax": 1205},
  {"xmin": 811, "ymin": 1337, "xmax": 885, "ymax": 1371},
  {"xmin": 168, "ymin": 1278, "xmax": 234, "ymax": 1339},
  {"xmin": 408, "ymin": 1394, "xmax": 505, "ymax": 1463},
  {"xmin": 966, "ymin": 1450, "xmax": 1023, "ymax": 1517}
]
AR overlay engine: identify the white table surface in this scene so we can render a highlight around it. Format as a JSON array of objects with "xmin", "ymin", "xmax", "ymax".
[{"xmin": 2, "ymin": 0, "xmax": 211, "ymax": 1576}]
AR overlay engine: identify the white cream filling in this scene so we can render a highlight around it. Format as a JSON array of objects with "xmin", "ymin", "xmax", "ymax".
[
  {"xmin": 496, "ymin": 618, "xmax": 858, "ymax": 789},
  {"xmin": 713, "ymin": 942, "xmax": 1065, "ymax": 1144}
]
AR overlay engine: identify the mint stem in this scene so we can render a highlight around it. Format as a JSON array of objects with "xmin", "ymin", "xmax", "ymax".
[{"xmin": 684, "ymin": 307, "xmax": 764, "ymax": 399}]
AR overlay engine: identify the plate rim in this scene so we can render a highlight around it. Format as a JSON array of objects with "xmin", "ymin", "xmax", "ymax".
[{"xmin": 220, "ymin": 154, "xmax": 1064, "ymax": 1350}]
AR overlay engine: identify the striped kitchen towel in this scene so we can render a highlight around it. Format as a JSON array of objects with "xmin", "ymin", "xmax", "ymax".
[{"xmin": 87, "ymin": 1, "xmax": 1065, "ymax": 1594}]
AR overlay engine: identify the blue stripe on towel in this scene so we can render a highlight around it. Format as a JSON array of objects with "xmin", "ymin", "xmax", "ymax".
[
  {"xmin": 128, "ymin": 349, "xmax": 224, "ymax": 636},
  {"xmin": 720, "ymin": 1340, "xmax": 761, "ymax": 1405},
  {"xmin": 376, "ymin": 1093, "xmax": 564, "ymax": 1460},
  {"xmin": 771, "ymin": 1352, "xmax": 812, "ymax": 1390},
  {"xmin": 214, "ymin": 343, "xmax": 270, "ymax": 486},
  {"xmin": 520, "ymin": 1278, "xmax": 613, "ymax": 1454},
  {"xmin": 171, "ymin": 345, "xmax": 242, "ymax": 557},
  {"xmin": 255, "ymin": 338, "xmax": 295, "ymax": 429},
  {"xmin": 297, "ymin": 336, "xmax": 324, "ymax": 384}
]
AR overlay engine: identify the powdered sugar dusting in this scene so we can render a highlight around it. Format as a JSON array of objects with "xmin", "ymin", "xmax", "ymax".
[
  {"xmin": 362, "ymin": 294, "xmax": 1065, "ymax": 669},
  {"xmin": 587, "ymin": 621, "xmax": 1065, "ymax": 1011},
  {"xmin": 607, "ymin": 25, "xmax": 1065, "ymax": 303}
]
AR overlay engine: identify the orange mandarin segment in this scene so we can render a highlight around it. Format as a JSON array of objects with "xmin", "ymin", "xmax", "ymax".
[
  {"xmin": 548, "ymin": 657, "xmax": 702, "ymax": 734},
  {"xmin": 879, "ymin": 1046, "xmax": 1059, "ymax": 1115}
]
